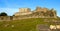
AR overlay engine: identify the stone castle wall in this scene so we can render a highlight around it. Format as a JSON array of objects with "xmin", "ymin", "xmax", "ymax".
[
  {"xmin": 0, "ymin": 16, "xmax": 12, "ymax": 21},
  {"xmin": 0, "ymin": 16, "xmax": 57, "ymax": 21}
]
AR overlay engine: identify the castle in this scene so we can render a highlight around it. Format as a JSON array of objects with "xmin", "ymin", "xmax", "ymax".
[
  {"xmin": 0, "ymin": 7, "xmax": 57, "ymax": 21},
  {"xmin": 14, "ymin": 7, "xmax": 57, "ymax": 18}
]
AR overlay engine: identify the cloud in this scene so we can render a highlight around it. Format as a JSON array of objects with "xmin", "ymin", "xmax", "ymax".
[{"xmin": 0, "ymin": 8, "xmax": 18, "ymax": 16}]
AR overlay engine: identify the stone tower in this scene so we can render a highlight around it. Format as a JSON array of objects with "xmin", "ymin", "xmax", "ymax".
[
  {"xmin": 51, "ymin": 8, "xmax": 57, "ymax": 18},
  {"xmin": 36, "ymin": 6, "xmax": 42, "ymax": 12},
  {"xmin": 42, "ymin": 8, "xmax": 48, "ymax": 12},
  {"xmin": 14, "ymin": 8, "xmax": 32, "ymax": 16},
  {"xmin": 36, "ymin": 7, "xmax": 48, "ymax": 12},
  {"xmin": 19, "ymin": 8, "xmax": 31, "ymax": 13}
]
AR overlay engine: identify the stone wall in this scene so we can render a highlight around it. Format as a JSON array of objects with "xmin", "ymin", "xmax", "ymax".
[
  {"xmin": 13, "ymin": 15, "xmax": 55, "ymax": 20},
  {"xmin": 0, "ymin": 15, "xmax": 57, "ymax": 21},
  {"xmin": 0, "ymin": 16, "xmax": 12, "ymax": 21}
]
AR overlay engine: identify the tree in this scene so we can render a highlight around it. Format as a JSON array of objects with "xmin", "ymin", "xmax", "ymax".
[
  {"xmin": 0, "ymin": 12, "xmax": 8, "ymax": 16},
  {"xmin": 13, "ymin": 14, "xmax": 15, "ymax": 16}
]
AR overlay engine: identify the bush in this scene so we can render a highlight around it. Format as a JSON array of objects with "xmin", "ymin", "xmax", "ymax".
[{"xmin": 0, "ymin": 12, "xmax": 8, "ymax": 16}]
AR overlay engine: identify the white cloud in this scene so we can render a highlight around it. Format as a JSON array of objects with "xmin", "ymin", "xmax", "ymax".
[{"xmin": 0, "ymin": 8, "xmax": 18, "ymax": 16}]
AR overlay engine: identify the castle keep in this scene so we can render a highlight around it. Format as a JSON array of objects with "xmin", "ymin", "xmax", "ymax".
[
  {"xmin": 0, "ymin": 7, "xmax": 57, "ymax": 21},
  {"xmin": 14, "ymin": 8, "xmax": 32, "ymax": 16}
]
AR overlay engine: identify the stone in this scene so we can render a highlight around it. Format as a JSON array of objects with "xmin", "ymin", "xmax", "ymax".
[
  {"xmin": 11, "ymin": 25, "xmax": 14, "ymax": 27},
  {"xmin": 36, "ymin": 24, "xmax": 50, "ymax": 31},
  {"xmin": 5, "ymin": 24, "xmax": 9, "ymax": 27},
  {"xmin": 56, "ymin": 25, "xmax": 60, "ymax": 29},
  {"xmin": 50, "ymin": 25, "xmax": 56, "ymax": 29}
]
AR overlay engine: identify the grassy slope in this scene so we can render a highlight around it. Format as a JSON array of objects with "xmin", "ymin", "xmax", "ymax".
[{"xmin": 0, "ymin": 18, "xmax": 58, "ymax": 31}]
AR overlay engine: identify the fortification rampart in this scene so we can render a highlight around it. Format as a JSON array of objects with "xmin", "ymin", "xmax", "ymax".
[
  {"xmin": 0, "ymin": 16, "xmax": 57, "ymax": 21},
  {"xmin": 0, "ymin": 16, "xmax": 12, "ymax": 21}
]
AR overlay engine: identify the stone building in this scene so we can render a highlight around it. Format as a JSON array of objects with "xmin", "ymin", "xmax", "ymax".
[
  {"xmin": 19, "ymin": 8, "xmax": 31, "ymax": 13},
  {"xmin": 35, "ymin": 7, "xmax": 48, "ymax": 12},
  {"xmin": 35, "ymin": 7, "xmax": 42, "ymax": 12},
  {"xmin": 42, "ymin": 8, "xmax": 48, "ymax": 12},
  {"xmin": 14, "ymin": 8, "xmax": 32, "ymax": 16},
  {"xmin": 37, "ymin": 24, "xmax": 50, "ymax": 31}
]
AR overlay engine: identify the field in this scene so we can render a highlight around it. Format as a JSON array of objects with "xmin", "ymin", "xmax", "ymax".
[{"xmin": 0, "ymin": 18, "xmax": 59, "ymax": 31}]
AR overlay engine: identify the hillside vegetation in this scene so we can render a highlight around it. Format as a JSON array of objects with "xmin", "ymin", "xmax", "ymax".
[{"xmin": 0, "ymin": 18, "xmax": 59, "ymax": 31}]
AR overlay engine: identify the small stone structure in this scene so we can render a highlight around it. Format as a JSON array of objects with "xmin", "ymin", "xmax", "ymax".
[
  {"xmin": 14, "ymin": 8, "xmax": 31, "ymax": 16},
  {"xmin": 36, "ymin": 24, "xmax": 50, "ymax": 31}
]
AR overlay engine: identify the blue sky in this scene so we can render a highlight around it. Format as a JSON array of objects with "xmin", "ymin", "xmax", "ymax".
[{"xmin": 0, "ymin": 0, "xmax": 60, "ymax": 16}]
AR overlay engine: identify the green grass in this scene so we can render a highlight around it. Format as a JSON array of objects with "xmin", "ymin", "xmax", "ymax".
[{"xmin": 0, "ymin": 18, "xmax": 59, "ymax": 31}]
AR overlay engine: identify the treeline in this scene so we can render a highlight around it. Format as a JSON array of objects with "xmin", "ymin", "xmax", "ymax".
[{"xmin": 0, "ymin": 12, "xmax": 8, "ymax": 16}]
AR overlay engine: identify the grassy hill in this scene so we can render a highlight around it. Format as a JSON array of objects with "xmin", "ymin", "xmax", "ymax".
[{"xmin": 0, "ymin": 18, "xmax": 59, "ymax": 31}]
